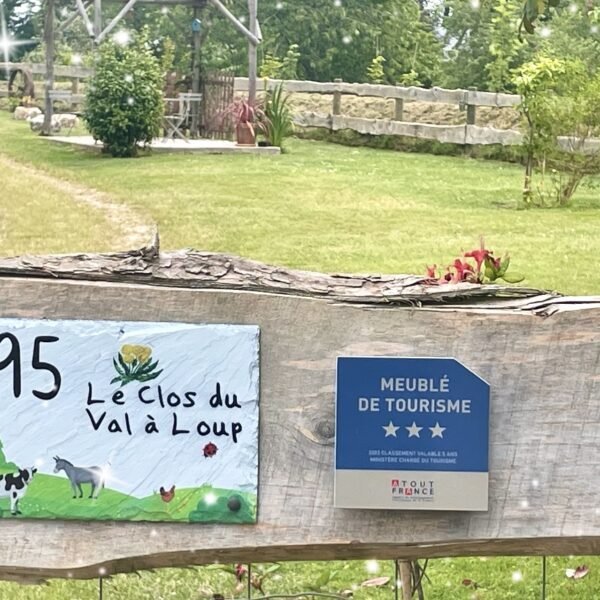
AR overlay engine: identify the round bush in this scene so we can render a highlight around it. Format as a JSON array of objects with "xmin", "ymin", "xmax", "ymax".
[{"xmin": 84, "ymin": 35, "xmax": 164, "ymax": 157}]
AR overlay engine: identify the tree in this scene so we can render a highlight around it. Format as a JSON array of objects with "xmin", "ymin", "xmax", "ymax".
[
  {"xmin": 84, "ymin": 32, "xmax": 164, "ymax": 157},
  {"xmin": 191, "ymin": 0, "xmax": 441, "ymax": 85},
  {"xmin": 537, "ymin": 0, "xmax": 600, "ymax": 72},
  {"xmin": 514, "ymin": 55, "xmax": 600, "ymax": 206},
  {"xmin": 519, "ymin": 0, "xmax": 560, "ymax": 34},
  {"xmin": 441, "ymin": 0, "xmax": 535, "ymax": 91}
]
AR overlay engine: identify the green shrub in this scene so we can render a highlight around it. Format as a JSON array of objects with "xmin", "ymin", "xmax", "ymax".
[{"xmin": 84, "ymin": 34, "xmax": 164, "ymax": 158}]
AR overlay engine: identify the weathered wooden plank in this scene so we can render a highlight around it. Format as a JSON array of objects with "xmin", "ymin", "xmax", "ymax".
[
  {"xmin": 465, "ymin": 125, "xmax": 523, "ymax": 146},
  {"xmin": 0, "ymin": 245, "xmax": 550, "ymax": 306},
  {"xmin": 294, "ymin": 113, "xmax": 600, "ymax": 150},
  {"xmin": 1, "ymin": 66, "xmax": 522, "ymax": 106},
  {"xmin": 0, "ymin": 250, "xmax": 597, "ymax": 582},
  {"xmin": 234, "ymin": 77, "xmax": 522, "ymax": 107},
  {"xmin": 293, "ymin": 112, "xmax": 524, "ymax": 146}
]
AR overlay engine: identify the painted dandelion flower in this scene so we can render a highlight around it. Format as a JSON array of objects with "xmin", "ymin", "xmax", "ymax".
[{"xmin": 111, "ymin": 344, "xmax": 163, "ymax": 386}]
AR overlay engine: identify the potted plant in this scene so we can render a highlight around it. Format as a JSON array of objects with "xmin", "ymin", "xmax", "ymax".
[{"xmin": 223, "ymin": 97, "xmax": 266, "ymax": 146}]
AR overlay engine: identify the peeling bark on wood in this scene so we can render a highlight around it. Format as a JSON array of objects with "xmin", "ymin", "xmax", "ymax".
[
  {"xmin": 0, "ymin": 246, "xmax": 598, "ymax": 583},
  {"xmin": 0, "ymin": 241, "xmax": 587, "ymax": 311}
]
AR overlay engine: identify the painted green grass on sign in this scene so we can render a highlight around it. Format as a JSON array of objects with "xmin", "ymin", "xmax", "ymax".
[
  {"xmin": 0, "ymin": 113, "xmax": 599, "ymax": 294},
  {"xmin": 0, "ymin": 474, "xmax": 256, "ymax": 523}
]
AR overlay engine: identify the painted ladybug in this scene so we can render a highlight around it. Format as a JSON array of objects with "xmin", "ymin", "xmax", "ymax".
[{"xmin": 203, "ymin": 442, "xmax": 218, "ymax": 458}]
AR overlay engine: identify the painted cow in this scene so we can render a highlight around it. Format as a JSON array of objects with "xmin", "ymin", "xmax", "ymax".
[{"xmin": 0, "ymin": 468, "xmax": 37, "ymax": 516}]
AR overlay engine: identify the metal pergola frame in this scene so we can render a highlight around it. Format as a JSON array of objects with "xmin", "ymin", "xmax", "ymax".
[{"xmin": 42, "ymin": 0, "xmax": 260, "ymax": 134}]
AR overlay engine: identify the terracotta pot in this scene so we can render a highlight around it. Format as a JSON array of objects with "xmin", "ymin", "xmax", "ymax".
[{"xmin": 236, "ymin": 122, "xmax": 256, "ymax": 146}]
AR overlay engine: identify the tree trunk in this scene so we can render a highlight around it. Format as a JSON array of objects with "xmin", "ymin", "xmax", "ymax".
[{"xmin": 559, "ymin": 171, "xmax": 584, "ymax": 206}]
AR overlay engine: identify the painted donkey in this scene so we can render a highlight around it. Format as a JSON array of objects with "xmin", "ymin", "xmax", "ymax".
[{"xmin": 53, "ymin": 457, "xmax": 104, "ymax": 499}]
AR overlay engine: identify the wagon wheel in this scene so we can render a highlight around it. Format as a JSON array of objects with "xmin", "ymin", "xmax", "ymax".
[{"xmin": 8, "ymin": 68, "xmax": 35, "ymax": 101}]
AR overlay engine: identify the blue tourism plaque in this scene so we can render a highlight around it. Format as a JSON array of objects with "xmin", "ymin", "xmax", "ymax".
[{"xmin": 335, "ymin": 357, "xmax": 489, "ymax": 511}]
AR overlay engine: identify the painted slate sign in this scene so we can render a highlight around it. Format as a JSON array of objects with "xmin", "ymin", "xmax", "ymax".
[
  {"xmin": 335, "ymin": 357, "xmax": 489, "ymax": 511},
  {"xmin": 0, "ymin": 318, "xmax": 259, "ymax": 523}
]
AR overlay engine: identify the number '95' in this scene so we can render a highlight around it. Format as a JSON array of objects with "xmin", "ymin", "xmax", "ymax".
[{"xmin": 0, "ymin": 333, "xmax": 62, "ymax": 400}]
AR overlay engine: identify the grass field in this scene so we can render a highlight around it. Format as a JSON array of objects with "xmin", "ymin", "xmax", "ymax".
[
  {"xmin": 0, "ymin": 556, "xmax": 598, "ymax": 599},
  {"xmin": 0, "ymin": 111, "xmax": 599, "ymax": 598},
  {"xmin": 0, "ymin": 113, "xmax": 599, "ymax": 294}
]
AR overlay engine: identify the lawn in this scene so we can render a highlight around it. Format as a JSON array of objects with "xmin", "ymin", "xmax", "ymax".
[
  {"xmin": 0, "ymin": 556, "xmax": 598, "ymax": 599},
  {"xmin": 0, "ymin": 111, "xmax": 599, "ymax": 598},
  {"xmin": 0, "ymin": 112, "xmax": 599, "ymax": 294},
  {"xmin": 0, "ymin": 151, "xmax": 122, "ymax": 255}
]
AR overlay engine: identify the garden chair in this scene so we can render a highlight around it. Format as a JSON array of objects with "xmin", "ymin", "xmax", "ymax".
[{"xmin": 162, "ymin": 95, "xmax": 192, "ymax": 141}]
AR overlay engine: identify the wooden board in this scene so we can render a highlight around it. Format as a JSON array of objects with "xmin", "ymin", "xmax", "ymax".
[
  {"xmin": 293, "ymin": 112, "xmax": 524, "ymax": 146},
  {"xmin": 0, "ymin": 248, "xmax": 598, "ymax": 581},
  {"xmin": 1, "ymin": 65, "xmax": 521, "ymax": 106},
  {"xmin": 0, "ymin": 62, "xmax": 93, "ymax": 79},
  {"xmin": 234, "ymin": 77, "xmax": 522, "ymax": 107}
]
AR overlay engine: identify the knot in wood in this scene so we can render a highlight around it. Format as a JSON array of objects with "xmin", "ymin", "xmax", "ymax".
[{"xmin": 314, "ymin": 419, "xmax": 335, "ymax": 445}]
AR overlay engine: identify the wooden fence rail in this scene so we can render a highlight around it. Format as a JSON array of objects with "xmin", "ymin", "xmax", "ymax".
[
  {"xmin": 293, "ymin": 113, "xmax": 524, "ymax": 146},
  {"xmin": 233, "ymin": 77, "xmax": 522, "ymax": 108},
  {"xmin": 0, "ymin": 62, "xmax": 93, "ymax": 79}
]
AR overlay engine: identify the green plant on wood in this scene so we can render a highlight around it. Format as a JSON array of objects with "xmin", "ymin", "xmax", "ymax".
[
  {"xmin": 514, "ymin": 55, "xmax": 600, "ymax": 206},
  {"xmin": 83, "ymin": 31, "xmax": 164, "ymax": 158},
  {"xmin": 261, "ymin": 82, "xmax": 294, "ymax": 148},
  {"xmin": 427, "ymin": 238, "xmax": 524, "ymax": 284}
]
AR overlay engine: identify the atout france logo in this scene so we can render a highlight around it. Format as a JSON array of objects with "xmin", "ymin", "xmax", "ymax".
[{"xmin": 391, "ymin": 478, "xmax": 435, "ymax": 501}]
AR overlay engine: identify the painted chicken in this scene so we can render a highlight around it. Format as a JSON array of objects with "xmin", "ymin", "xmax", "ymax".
[{"xmin": 159, "ymin": 485, "xmax": 176, "ymax": 503}]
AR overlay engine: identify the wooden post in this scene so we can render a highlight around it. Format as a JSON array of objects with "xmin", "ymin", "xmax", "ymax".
[
  {"xmin": 71, "ymin": 77, "xmax": 79, "ymax": 112},
  {"xmin": 399, "ymin": 560, "xmax": 412, "ymax": 600},
  {"xmin": 394, "ymin": 97, "xmax": 404, "ymax": 121},
  {"xmin": 332, "ymin": 78, "xmax": 342, "ymax": 115},
  {"xmin": 247, "ymin": 0, "xmax": 257, "ymax": 105},
  {"xmin": 466, "ymin": 86, "xmax": 477, "ymax": 125},
  {"xmin": 190, "ymin": 8, "xmax": 202, "ymax": 137},
  {"xmin": 42, "ymin": 0, "xmax": 55, "ymax": 136},
  {"xmin": 93, "ymin": 0, "xmax": 102, "ymax": 40}
]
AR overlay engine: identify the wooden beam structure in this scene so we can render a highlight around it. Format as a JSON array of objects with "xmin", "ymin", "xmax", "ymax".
[
  {"xmin": 96, "ymin": 0, "xmax": 137, "ymax": 43},
  {"xmin": 248, "ymin": 0, "xmax": 257, "ymax": 104},
  {"xmin": 41, "ymin": 0, "xmax": 55, "ymax": 136},
  {"xmin": 56, "ymin": 1, "xmax": 92, "ymax": 34},
  {"xmin": 206, "ymin": 0, "xmax": 259, "ymax": 45},
  {"xmin": 0, "ymin": 246, "xmax": 598, "ymax": 582},
  {"xmin": 40, "ymin": 0, "xmax": 260, "ymax": 118},
  {"xmin": 93, "ymin": 0, "xmax": 102, "ymax": 39},
  {"xmin": 74, "ymin": 0, "xmax": 94, "ymax": 36}
]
